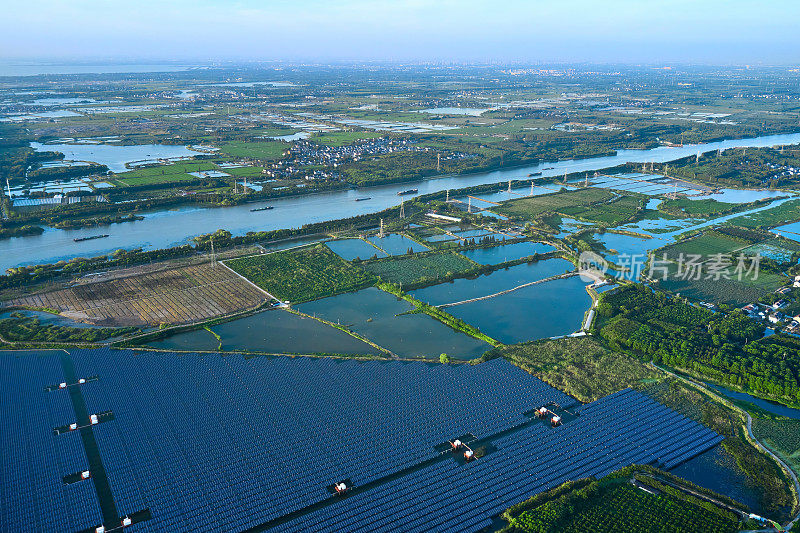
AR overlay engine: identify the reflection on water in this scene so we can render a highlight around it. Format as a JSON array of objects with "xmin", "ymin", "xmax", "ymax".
[
  {"xmin": 297, "ymin": 288, "xmax": 490, "ymax": 359},
  {"xmin": 670, "ymin": 445, "xmax": 764, "ymax": 514},
  {"xmin": 6, "ymin": 132, "xmax": 800, "ymax": 271},
  {"xmin": 148, "ymin": 309, "xmax": 380, "ymax": 355},
  {"xmin": 441, "ymin": 275, "xmax": 591, "ymax": 344}
]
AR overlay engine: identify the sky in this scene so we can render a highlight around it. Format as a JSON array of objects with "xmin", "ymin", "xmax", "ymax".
[{"xmin": 1, "ymin": 0, "xmax": 799, "ymax": 65}]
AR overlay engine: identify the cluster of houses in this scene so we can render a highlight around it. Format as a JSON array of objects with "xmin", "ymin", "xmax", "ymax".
[{"xmin": 741, "ymin": 279, "xmax": 800, "ymax": 333}]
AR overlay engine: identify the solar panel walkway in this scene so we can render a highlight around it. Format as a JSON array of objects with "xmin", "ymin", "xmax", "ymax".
[{"xmin": 0, "ymin": 349, "xmax": 723, "ymax": 532}]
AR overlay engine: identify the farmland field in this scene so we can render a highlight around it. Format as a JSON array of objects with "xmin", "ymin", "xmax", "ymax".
[
  {"xmin": 361, "ymin": 252, "xmax": 477, "ymax": 285},
  {"xmin": 657, "ymin": 231, "xmax": 749, "ymax": 258},
  {"xmin": 652, "ymin": 229, "xmax": 790, "ymax": 304},
  {"xmin": 495, "ymin": 187, "xmax": 643, "ymax": 225},
  {"xmin": 112, "ymin": 162, "xmax": 223, "ymax": 186},
  {"xmin": 726, "ymin": 198, "xmax": 800, "ymax": 228},
  {"xmin": 657, "ymin": 197, "xmax": 737, "ymax": 218},
  {"xmin": 6, "ymin": 262, "xmax": 266, "ymax": 326},
  {"xmin": 225, "ymin": 244, "xmax": 377, "ymax": 302},
  {"xmin": 751, "ymin": 418, "xmax": 800, "ymax": 476},
  {"xmin": 219, "ymin": 140, "xmax": 287, "ymax": 159},
  {"xmin": 505, "ymin": 470, "xmax": 739, "ymax": 533}
]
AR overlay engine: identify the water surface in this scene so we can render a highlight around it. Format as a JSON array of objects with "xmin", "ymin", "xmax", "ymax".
[{"xmin": 297, "ymin": 288, "xmax": 490, "ymax": 359}]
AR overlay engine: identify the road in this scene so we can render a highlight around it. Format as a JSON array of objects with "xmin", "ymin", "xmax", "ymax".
[{"xmin": 651, "ymin": 363, "xmax": 800, "ymax": 532}]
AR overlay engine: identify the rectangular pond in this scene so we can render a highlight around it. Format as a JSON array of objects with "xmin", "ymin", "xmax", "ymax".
[
  {"xmin": 459, "ymin": 241, "xmax": 556, "ymax": 265},
  {"xmin": 410, "ymin": 258, "xmax": 575, "ymax": 306},
  {"xmin": 325, "ymin": 238, "xmax": 386, "ymax": 261},
  {"xmin": 297, "ymin": 287, "xmax": 491, "ymax": 359},
  {"xmin": 147, "ymin": 309, "xmax": 380, "ymax": 356},
  {"xmin": 366, "ymin": 233, "xmax": 429, "ymax": 255},
  {"xmin": 441, "ymin": 275, "xmax": 592, "ymax": 344}
]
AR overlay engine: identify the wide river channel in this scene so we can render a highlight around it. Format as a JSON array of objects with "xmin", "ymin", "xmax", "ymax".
[{"xmin": 4, "ymin": 132, "xmax": 800, "ymax": 271}]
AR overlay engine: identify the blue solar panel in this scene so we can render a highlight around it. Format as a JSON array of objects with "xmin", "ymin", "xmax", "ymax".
[{"xmin": 1, "ymin": 350, "xmax": 723, "ymax": 533}]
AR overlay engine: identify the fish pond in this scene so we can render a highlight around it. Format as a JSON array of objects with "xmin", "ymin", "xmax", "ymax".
[
  {"xmin": 459, "ymin": 241, "xmax": 556, "ymax": 265},
  {"xmin": 297, "ymin": 287, "xmax": 491, "ymax": 359},
  {"xmin": 147, "ymin": 309, "xmax": 380, "ymax": 356}
]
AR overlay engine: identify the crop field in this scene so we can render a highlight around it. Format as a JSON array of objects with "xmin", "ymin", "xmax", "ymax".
[
  {"xmin": 361, "ymin": 252, "xmax": 476, "ymax": 285},
  {"xmin": 559, "ymin": 194, "xmax": 645, "ymax": 225},
  {"xmin": 657, "ymin": 197, "xmax": 737, "ymax": 218},
  {"xmin": 727, "ymin": 198, "xmax": 800, "ymax": 228},
  {"xmin": 657, "ymin": 230, "xmax": 749, "ymax": 258},
  {"xmin": 505, "ymin": 471, "xmax": 739, "ymax": 533},
  {"xmin": 752, "ymin": 418, "xmax": 800, "ymax": 476},
  {"xmin": 496, "ymin": 188, "xmax": 641, "ymax": 225},
  {"xmin": 111, "ymin": 162, "xmax": 223, "ymax": 186},
  {"xmin": 225, "ymin": 245, "xmax": 376, "ymax": 303},
  {"xmin": 656, "ymin": 263, "xmax": 785, "ymax": 306},
  {"xmin": 6, "ymin": 262, "xmax": 266, "ymax": 327},
  {"xmin": 219, "ymin": 140, "xmax": 287, "ymax": 159},
  {"xmin": 651, "ymin": 229, "xmax": 791, "ymax": 304}
]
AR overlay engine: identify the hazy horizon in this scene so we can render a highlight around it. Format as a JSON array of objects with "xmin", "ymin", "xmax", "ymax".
[{"xmin": 3, "ymin": 0, "xmax": 800, "ymax": 66}]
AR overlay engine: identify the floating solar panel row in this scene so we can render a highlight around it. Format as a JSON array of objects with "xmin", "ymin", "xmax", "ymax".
[
  {"xmin": 66, "ymin": 348, "xmax": 577, "ymax": 531},
  {"xmin": 0, "ymin": 352, "xmax": 100, "ymax": 532},
  {"xmin": 275, "ymin": 389, "xmax": 722, "ymax": 533}
]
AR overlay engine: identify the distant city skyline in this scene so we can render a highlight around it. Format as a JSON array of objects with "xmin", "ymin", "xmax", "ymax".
[{"xmin": 2, "ymin": 0, "xmax": 799, "ymax": 65}]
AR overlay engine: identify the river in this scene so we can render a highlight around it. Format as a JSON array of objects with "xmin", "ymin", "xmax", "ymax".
[{"xmin": 4, "ymin": 132, "xmax": 800, "ymax": 272}]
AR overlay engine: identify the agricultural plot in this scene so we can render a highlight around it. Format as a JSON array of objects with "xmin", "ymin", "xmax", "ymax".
[
  {"xmin": 361, "ymin": 252, "xmax": 477, "ymax": 285},
  {"xmin": 218, "ymin": 140, "xmax": 287, "ymax": 160},
  {"xmin": 657, "ymin": 231, "xmax": 749, "ymax": 258},
  {"xmin": 225, "ymin": 244, "xmax": 376, "ymax": 303},
  {"xmin": 728, "ymin": 198, "xmax": 800, "ymax": 228},
  {"xmin": 496, "ymin": 188, "xmax": 617, "ymax": 219},
  {"xmin": 652, "ymin": 229, "xmax": 791, "ymax": 304},
  {"xmin": 657, "ymin": 197, "xmax": 738, "ymax": 218},
  {"xmin": 496, "ymin": 188, "xmax": 644, "ymax": 226},
  {"xmin": 6, "ymin": 262, "xmax": 266, "ymax": 327},
  {"xmin": 112, "ymin": 162, "xmax": 223, "ymax": 186},
  {"xmin": 310, "ymin": 130, "xmax": 383, "ymax": 146},
  {"xmin": 506, "ymin": 471, "xmax": 739, "ymax": 533},
  {"xmin": 752, "ymin": 418, "xmax": 800, "ymax": 476}
]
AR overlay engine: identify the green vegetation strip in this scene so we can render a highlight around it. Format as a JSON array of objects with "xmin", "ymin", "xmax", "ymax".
[
  {"xmin": 378, "ymin": 282, "xmax": 501, "ymax": 348},
  {"xmin": 284, "ymin": 308, "xmax": 393, "ymax": 358}
]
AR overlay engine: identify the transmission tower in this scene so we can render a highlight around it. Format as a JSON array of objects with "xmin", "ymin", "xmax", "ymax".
[
  {"xmin": 399, "ymin": 200, "xmax": 405, "ymax": 219},
  {"xmin": 507, "ymin": 179, "xmax": 512, "ymax": 193},
  {"xmin": 437, "ymin": 152, "xmax": 441, "ymax": 172},
  {"xmin": 379, "ymin": 218, "xmax": 385, "ymax": 238}
]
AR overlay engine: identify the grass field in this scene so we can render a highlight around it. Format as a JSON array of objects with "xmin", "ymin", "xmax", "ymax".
[
  {"xmin": 496, "ymin": 188, "xmax": 643, "ymax": 226},
  {"xmin": 112, "ymin": 162, "xmax": 222, "ymax": 186},
  {"xmin": 219, "ymin": 141, "xmax": 287, "ymax": 160},
  {"xmin": 310, "ymin": 130, "xmax": 384, "ymax": 146},
  {"xmin": 225, "ymin": 245, "xmax": 376, "ymax": 303},
  {"xmin": 6, "ymin": 262, "xmax": 266, "ymax": 326},
  {"xmin": 361, "ymin": 252, "xmax": 476, "ymax": 285},
  {"xmin": 496, "ymin": 336, "xmax": 661, "ymax": 402}
]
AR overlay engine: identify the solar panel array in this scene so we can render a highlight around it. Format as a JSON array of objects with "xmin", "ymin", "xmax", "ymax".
[
  {"xmin": 0, "ymin": 352, "xmax": 99, "ymax": 532},
  {"xmin": 275, "ymin": 389, "xmax": 723, "ymax": 533},
  {"xmin": 67, "ymin": 348, "xmax": 577, "ymax": 531},
  {"xmin": 1, "ymin": 349, "xmax": 722, "ymax": 533}
]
